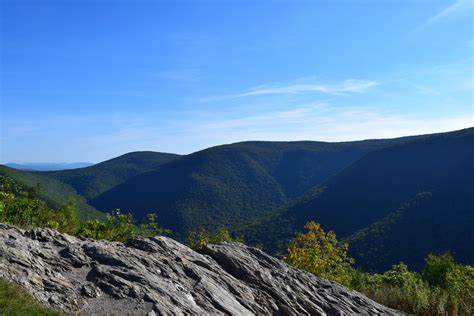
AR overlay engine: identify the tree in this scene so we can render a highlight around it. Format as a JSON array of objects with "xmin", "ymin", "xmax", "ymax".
[
  {"xmin": 139, "ymin": 213, "xmax": 172, "ymax": 237},
  {"xmin": 422, "ymin": 253, "xmax": 474, "ymax": 315},
  {"xmin": 285, "ymin": 221, "xmax": 354, "ymax": 285},
  {"xmin": 77, "ymin": 210, "xmax": 171, "ymax": 242},
  {"xmin": 187, "ymin": 227, "xmax": 237, "ymax": 250}
]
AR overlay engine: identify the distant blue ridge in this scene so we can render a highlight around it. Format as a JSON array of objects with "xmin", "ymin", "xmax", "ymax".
[{"xmin": 5, "ymin": 162, "xmax": 94, "ymax": 171}]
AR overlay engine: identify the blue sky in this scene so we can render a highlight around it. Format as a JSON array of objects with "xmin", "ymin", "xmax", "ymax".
[{"xmin": 1, "ymin": 0, "xmax": 473, "ymax": 163}]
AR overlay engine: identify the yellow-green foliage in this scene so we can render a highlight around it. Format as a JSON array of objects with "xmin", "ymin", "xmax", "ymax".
[
  {"xmin": 358, "ymin": 263, "xmax": 433, "ymax": 314},
  {"xmin": 187, "ymin": 227, "xmax": 241, "ymax": 250},
  {"xmin": 0, "ymin": 175, "xmax": 80, "ymax": 235},
  {"xmin": 355, "ymin": 256, "xmax": 474, "ymax": 316},
  {"xmin": 0, "ymin": 174, "xmax": 171, "ymax": 242},
  {"xmin": 286, "ymin": 220, "xmax": 474, "ymax": 316},
  {"xmin": 421, "ymin": 253, "xmax": 473, "ymax": 315},
  {"xmin": 0, "ymin": 175, "xmax": 172, "ymax": 313},
  {"xmin": 284, "ymin": 221, "xmax": 354, "ymax": 285},
  {"xmin": 78, "ymin": 210, "xmax": 171, "ymax": 242},
  {"xmin": 0, "ymin": 278, "xmax": 62, "ymax": 316}
]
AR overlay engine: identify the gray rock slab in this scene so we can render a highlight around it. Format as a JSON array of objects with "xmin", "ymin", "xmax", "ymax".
[{"xmin": 0, "ymin": 224, "xmax": 402, "ymax": 315}]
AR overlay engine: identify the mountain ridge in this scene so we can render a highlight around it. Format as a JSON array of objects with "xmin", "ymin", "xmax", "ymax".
[
  {"xmin": 89, "ymin": 137, "xmax": 417, "ymax": 236},
  {"xmin": 2, "ymin": 128, "xmax": 472, "ymax": 272},
  {"xmin": 44, "ymin": 151, "xmax": 181, "ymax": 200},
  {"xmin": 239, "ymin": 127, "xmax": 474, "ymax": 270}
]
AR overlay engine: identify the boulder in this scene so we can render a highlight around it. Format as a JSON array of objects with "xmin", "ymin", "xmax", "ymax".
[{"xmin": 0, "ymin": 224, "xmax": 402, "ymax": 315}]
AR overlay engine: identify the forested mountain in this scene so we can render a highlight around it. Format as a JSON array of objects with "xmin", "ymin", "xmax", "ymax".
[
  {"xmin": 89, "ymin": 138, "xmax": 418, "ymax": 237},
  {"xmin": 347, "ymin": 189, "xmax": 474, "ymax": 272},
  {"xmin": 3, "ymin": 128, "xmax": 472, "ymax": 271},
  {"xmin": 0, "ymin": 165, "xmax": 103, "ymax": 219},
  {"xmin": 240, "ymin": 128, "xmax": 474, "ymax": 270},
  {"xmin": 43, "ymin": 151, "xmax": 180, "ymax": 200}
]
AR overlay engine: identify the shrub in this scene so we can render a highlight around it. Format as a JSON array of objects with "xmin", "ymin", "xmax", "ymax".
[
  {"xmin": 0, "ymin": 175, "xmax": 80, "ymax": 234},
  {"xmin": 187, "ymin": 227, "xmax": 240, "ymax": 250},
  {"xmin": 284, "ymin": 221, "xmax": 354, "ymax": 285},
  {"xmin": 77, "ymin": 210, "xmax": 171, "ymax": 242},
  {"xmin": 423, "ymin": 253, "xmax": 474, "ymax": 315},
  {"xmin": 286, "ymin": 221, "xmax": 474, "ymax": 315},
  {"xmin": 360, "ymin": 263, "xmax": 431, "ymax": 314},
  {"xmin": 139, "ymin": 213, "xmax": 172, "ymax": 237},
  {"xmin": 0, "ymin": 175, "xmax": 171, "ymax": 242}
]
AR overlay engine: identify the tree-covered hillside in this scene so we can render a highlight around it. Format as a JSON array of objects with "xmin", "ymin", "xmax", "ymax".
[
  {"xmin": 240, "ymin": 127, "xmax": 474, "ymax": 270},
  {"xmin": 347, "ymin": 189, "xmax": 474, "ymax": 272},
  {"xmin": 5, "ymin": 128, "xmax": 471, "ymax": 272},
  {"xmin": 0, "ymin": 165, "xmax": 103, "ymax": 219},
  {"xmin": 89, "ymin": 138, "xmax": 417, "ymax": 237},
  {"xmin": 44, "ymin": 151, "xmax": 180, "ymax": 200}
]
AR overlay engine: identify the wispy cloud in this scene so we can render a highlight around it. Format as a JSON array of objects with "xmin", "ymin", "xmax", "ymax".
[
  {"xmin": 202, "ymin": 103, "xmax": 328, "ymax": 129},
  {"xmin": 414, "ymin": 0, "xmax": 473, "ymax": 31},
  {"xmin": 3, "ymin": 102, "xmax": 471, "ymax": 163},
  {"xmin": 239, "ymin": 79, "xmax": 378, "ymax": 96},
  {"xmin": 182, "ymin": 105, "xmax": 472, "ymax": 146},
  {"xmin": 383, "ymin": 58, "xmax": 473, "ymax": 96},
  {"xmin": 202, "ymin": 79, "xmax": 378, "ymax": 102}
]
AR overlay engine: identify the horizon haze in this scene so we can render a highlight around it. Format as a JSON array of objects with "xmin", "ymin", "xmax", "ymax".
[{"xmin": 3, "ymin": 127, "xmax": 473, "ymax": 165}]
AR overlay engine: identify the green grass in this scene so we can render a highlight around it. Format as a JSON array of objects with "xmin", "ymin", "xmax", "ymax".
[{"xmin": 0, "ymin": 278, "xmax": 61, "ymax": 316}]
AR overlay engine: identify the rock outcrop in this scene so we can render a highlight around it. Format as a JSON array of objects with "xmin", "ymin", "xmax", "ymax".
[{"xmin": 0, "ymin": 224, "xmax": 401, "ymax": 315}]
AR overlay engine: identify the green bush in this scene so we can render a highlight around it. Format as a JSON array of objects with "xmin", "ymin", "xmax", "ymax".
[
  {"xmin": 353, "ymin": 257, "xmax": 474, "ymax": 316},
  {"xmin": 422, "ymin": 253, "xmax": 473, "ymax": 315},
  {"xmin": 284, "ymin": 221, "xmax": 354, "ymax": 286},
  {"xmin": 187, "ymin": 227, "xmax": 241, "ymax": 250},
  {"xmin": 359, "ymin": 263, "xmax": 432, "ymax": 314},
  {"xmin": 0, "ymin": 175, "xmax": 171, "ymax": 242},
  {"xmin": 77, "ymin": 210, "xmax": 171, "ymax": 242},
  {"xmin": 0, "ymin": 175, "xmax": 80, "ymax": 234},
  {"xmin": 286, "ymin": 221, "xmax": 474, "ymax": 315}
]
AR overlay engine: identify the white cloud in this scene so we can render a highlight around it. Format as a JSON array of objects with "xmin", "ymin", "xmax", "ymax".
[
  {"xmin": 414, "ymin": 0, "xmax": 473, "ymax": 31},
  {"xmin": 238, "ymin": 79, "xmax": 378, "ymax": 96},
  {"xmin": 203, "ymin": 103, "xmax": 328, "ymax": 129},
  {"xmin": 180, "ymin": 103, "xmax": 473, "ymax": 147},
  {"xmin": 201, "ymin": 79, "xmax": 378, "ymax": 102},
  {"xmin": 3, "ymin": 104, "xmax": 471, "ymax": 163}
]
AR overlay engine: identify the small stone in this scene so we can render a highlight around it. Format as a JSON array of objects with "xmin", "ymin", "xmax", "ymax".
[{"xmin": 81, "ymin": 284, "xmax": 101, "ymax": 298}]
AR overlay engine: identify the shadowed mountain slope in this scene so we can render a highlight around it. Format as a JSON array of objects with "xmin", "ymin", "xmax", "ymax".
[
  {"xmin": 90, "ymin": 137, "xmax": 424, "ymax": 236},
  {"xmin": 347, "ymin": 186, "xmax": 474, "ymax": 272},
  {"xmin": 239, "ymin": 128, "xmax": 474, "ymax": 269}
]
